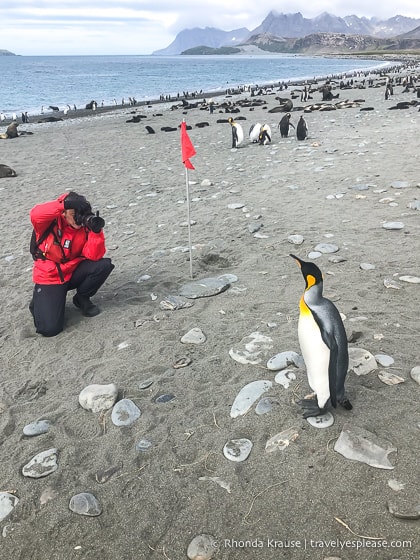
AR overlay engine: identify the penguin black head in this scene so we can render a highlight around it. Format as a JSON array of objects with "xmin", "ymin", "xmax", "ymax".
[{"xmin": 290, "ymin": 254, "xmax": 323, "ymax": 290}]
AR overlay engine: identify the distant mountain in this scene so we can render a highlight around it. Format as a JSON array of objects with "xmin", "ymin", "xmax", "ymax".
[
  {"xmin": 153, "ymin": 26, "xmax": 249, "ymax": 55},
  {"xmin": 152, "ymin": 12, "xmax": 420, "ymax": 55},
  {"xmin": 0, "ymin": 49, "xmax": 15, "ymax": 56},
  {"xmin": 240, "ymin": 31, "xmax": 420, "ymax": 54}
]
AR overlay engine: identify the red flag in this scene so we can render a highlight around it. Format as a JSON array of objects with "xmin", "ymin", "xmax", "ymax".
[{"xmin": 180, "ymin": 121, "xmax": 196, "ymax": 170}]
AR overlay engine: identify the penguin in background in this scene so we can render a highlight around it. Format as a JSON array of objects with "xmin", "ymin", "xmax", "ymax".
[
  {"xmin": 258, "ymin": 123, "xmax": 271, "ymax": 145},
  {"xmin": 296, "ymin": 115, "xmax": 308, "ymax": 141},
  {"xmin": 278, "ymin": 113, "xmax": 295, "ymax": 138},
  {"xmin": 290, "ymin": 254, "xmax": 353, "ymax": 418},
  {"xmin": 228, "ymin": 117, "xmax": 243, "ymax": 148}
]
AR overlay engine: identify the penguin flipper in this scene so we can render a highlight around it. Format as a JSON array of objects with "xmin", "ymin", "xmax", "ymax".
[
  {"xmin": 327, "ymin": 339, "xmax": 339, "ymax": 409},
  {"xmin": 297, "ymin": 398, "xmax": 327, "ymax": 418}
]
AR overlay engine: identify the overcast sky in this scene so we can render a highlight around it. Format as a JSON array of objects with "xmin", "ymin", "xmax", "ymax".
[{"xmin": 2, "ymin": 1, "xmax": 420, "ymax": 56}]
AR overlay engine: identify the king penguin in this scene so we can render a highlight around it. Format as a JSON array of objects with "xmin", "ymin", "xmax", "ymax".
[{"xmin": 290, "ymin": 254, "xmax": 352, "ymax": 417}]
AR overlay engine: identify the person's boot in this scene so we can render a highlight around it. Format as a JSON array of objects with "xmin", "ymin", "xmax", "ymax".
[{"xmin": 73, "ymin": 293, "xmax": 100, "ymax": 317}]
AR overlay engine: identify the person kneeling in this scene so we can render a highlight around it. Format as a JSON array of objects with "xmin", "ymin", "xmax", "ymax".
[{"xmin": 29, "ymin": 191, "xmax": 114, "ymax": 337}]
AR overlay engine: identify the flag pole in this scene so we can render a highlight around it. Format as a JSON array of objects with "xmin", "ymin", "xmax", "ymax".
[
  {"xmin": 183, "ymin": 119, "xmax": 194, "ymax": 278},
  {"xmin": 185, "ymin": 162, "xmax": 193, "ymax": 279}
]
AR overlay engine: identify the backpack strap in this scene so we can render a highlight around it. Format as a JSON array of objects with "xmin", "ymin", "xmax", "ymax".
[{"xmin": 31, "ymin": 220, "xmax": 58, "ymax": 261}]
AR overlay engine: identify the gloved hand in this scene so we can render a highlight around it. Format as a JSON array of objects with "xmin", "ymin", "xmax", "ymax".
[
  {"xmin": 88, "ymin": 211, "xmax": 105, "ymax": 233},
  {"xmin": 64, "ymin": 191, "xmax": 91, "ymax": 214}
]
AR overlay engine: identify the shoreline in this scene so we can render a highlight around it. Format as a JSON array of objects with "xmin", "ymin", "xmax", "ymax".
[{"xmin": 1, "ymin": 53, "xmax": 417, "ymax": 127}]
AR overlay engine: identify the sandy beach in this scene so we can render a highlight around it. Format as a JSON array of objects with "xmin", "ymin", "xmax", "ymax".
[{"xmin": 0, "ymin": 62, "xmax": 419, "ymax": 560}]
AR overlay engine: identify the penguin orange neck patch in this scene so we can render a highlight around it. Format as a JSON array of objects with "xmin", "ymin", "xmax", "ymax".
[{"xmin": 305, "ymin": 274, "xmax": 316, "ymax": 290}]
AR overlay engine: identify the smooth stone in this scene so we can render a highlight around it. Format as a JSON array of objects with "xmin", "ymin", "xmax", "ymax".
[
  {"xmin": 136, "ymin": 274, "xmax": 151, "ymax": 282},
  {"xmin": 230, "ymin": 380, "xmax": 272, "ymax": 418},
  {"xmin": 408, "ymin": 200, "xmax": 420, "ymax": 210},
  {"xmin": 384, "ymin": 277, "xmax": 402, "ymax": 289},
  {"xmin": 154, "ymin": 393, "xmax": 175, "ymax": 403},
  {"xmin": 223, "ymin": 438, "xmax": 253, "ymax": 462},
  {"xmin": 360, "ymin": 262, "xmax": 375, "ymax": 270},
  {"xmin": 387, "ymin": 501, "xmax": 420, "ymax": 520},
  {"xmin": 0, "ymin": 492, "xmax": 19, "ymax": 522},
  {"xmin": 218, "ymin": 273, "xmax": 238, "ymax": 284},
  {"xmin": 349, "ymin": 184, "xmax": 369, "ymax": 190},
  {"xmin": 139, "ymin": 378, "xmax": 154, "ymax": 389},
  {"xmin": 274, "ymin": 369, "xmax": 297, "ymax": 388},
  {"xmin": 399, "ymin": 275, "xmax": 420, "ymax": 284},
  {"xmin": 229, "ymin": 331, "xmax": 273, "ymax": 365},
  {"xmin": 267, "ymin": 350, "xmax": 304, "ymax": 371},
  {"xmin": 382, "ymin": 221, "xmax": 404, "ymax": 230},
  {"xmin": 287, "ymin": 234, "xmax": 304, "ymax": 245},
  {"xmin": 69, "ymin": 493, "xmax": 102, "ymax": 517},
  {"xmin": 348, "ymin": 348, "xmax": 377, "ymax": 376},
  {"xmin": 22, "ymin": 448, "xmax": 58, "ymax": 478},
  {"xmin": 378, "ymin": 371, "xmax": 405, "ymax": 385},
  {"xmin": 23, "ymin": 419, "xmax": 50, "ymax": 437},
  {"xmin": 254, "ymin": 232, "xmax": 268, "ymax": 239},
  {"xmin": 179, "ymin": 277, "xmax": 230, "ymax": 299},
  {"xmin": 265, "ymin": 427, "xmax": 299, "ymax": 452},
  {"xmin": 410, "ymin": 366, "xmax": 420, "ymax": 385},
  {"xmin": 388, "ymin": 479, "xmax": 405, "ymax": 492},
  {"xmin": 306, "ymin": 411, "xmax": 335, "ymax": 429},
  {"xmin": 307, "ymin": 251, "xmax": 322, "ymax": 259},
  {"xmin": 248, "ymin": 222, "xmax": 263, "ymax": 233},
  {"xmin": 374, "ymin": 354, "xmax": 394, "ymax": 367},
  {"xmin": 255, "ymin": 396, "xmax": 280, "ymax": 415},
  {"xmin": 79, "ymin": 383, "xmax": 118, "ymax": 413},
  {"xmin": 159, "ymin": 295, "xmax": 194, "ymax": 310},
  {"xmin": 334, "ymin": 423, "xmax": 396, "ymax": 469},
  {"xmin": 181, "ymin": 327, "xmax": 206, "ymax": 344},
  {"xmin": 227, "ymin": 203, "xmax": 245, "ymax": 209},
  {"xmin": 390, "ymin": 181, "xmax": 409, "ymax": 189},
  {"xmin": 201, "ymin": 179, "xmax": 213, "ymax": 187},
  {"xmin": 187, "ymin": 534, "xmax": 217, "ymax": 560},
  {"xmin": 314, "ymin": 243, "xmax": 339, "ymax": 254},
  {"xmin": 328, "ymin": 255, "xmax": 347, "ymax": 263},
  {"xmin": 136, "ymin": 439, "xmax": 153, "ymax": 452},
  {"xmin": 111, "ymin": 399, "xmax": 141, "ymax": 426}
]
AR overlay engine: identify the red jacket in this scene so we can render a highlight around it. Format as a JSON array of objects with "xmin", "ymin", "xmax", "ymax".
[{"xmin": 30, "ymin": 194, "xmax": 107, "ymax": 284}]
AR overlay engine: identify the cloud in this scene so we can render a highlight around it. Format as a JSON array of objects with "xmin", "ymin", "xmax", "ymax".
[{"xmin": 1, "ymin": 1, "xmax": 419, "ymax": 55}]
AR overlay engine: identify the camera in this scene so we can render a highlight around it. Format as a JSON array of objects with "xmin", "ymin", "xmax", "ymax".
[{"xmin": 74, "ymin": 209, "xmax": 105, "ymax": 233}]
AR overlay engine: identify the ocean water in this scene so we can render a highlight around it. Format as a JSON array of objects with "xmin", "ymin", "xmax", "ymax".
[{"xmin": 0, "ymin": 54, "xmax": 389, "ymax": 117}]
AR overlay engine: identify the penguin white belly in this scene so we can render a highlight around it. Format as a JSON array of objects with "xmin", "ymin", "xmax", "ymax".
[{"xmin": 298, "ymin": 311, "xmax": 330, "ymax": 408}]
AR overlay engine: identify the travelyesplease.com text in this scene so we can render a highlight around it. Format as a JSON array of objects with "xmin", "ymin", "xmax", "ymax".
[{"xmin": 219, "ymin": 537, "xmax": 413, "ymax": 550}]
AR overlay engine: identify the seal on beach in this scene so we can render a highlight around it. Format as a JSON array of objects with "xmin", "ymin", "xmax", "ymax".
[
  {"xmin": 296, "ymin": 116, "xmax": 308, "ymax": 140},
  {"xmin": 278, "ymin": 113, "xmax": 295, "ymax": 138},
  {"xmin": 290, "ymin": 254, "xmax": 353, "ymax": 418},
  {"xmin": 0, "ymin": 122, "xmax": 19, "ymax": 139},
  {"xmin": 228, "ymin": 117, "xmax": 243, "ymax": 148},
  {"xmin": 0, "ymin": 164, "xmax": 17, "ymax": 177}
]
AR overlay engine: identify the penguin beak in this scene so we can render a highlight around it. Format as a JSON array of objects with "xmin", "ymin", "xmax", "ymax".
[{"xmin": 290, "ymin": 254, "xmax": 302, "ymax": 268}]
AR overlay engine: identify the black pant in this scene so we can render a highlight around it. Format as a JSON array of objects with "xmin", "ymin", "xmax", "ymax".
[{"xmin": 30, "ymin": 258, "xmax": 114, "ymax": 337}]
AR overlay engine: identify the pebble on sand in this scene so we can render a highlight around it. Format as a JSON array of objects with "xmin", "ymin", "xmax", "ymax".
[
  {"xmin": 229, "ymin": 331, "xmax": 273, "ymax": 365},
  {"xmin": 348, "ymin": 348, "xmax": 378, "ymax": 376},
  {"xmin": 265, "ymin": 427, "xmax": 299, "ymax": 452},
  {"xmin": 111, "ymin": 398, "xmax": 141, "ymax": 426},
  {"xmin": 410, "ymin": 366, "xmax": 420, "ymax": 385},
  {"xmin": 0, "ymin": 492, "xmax": 19, "ymax": 522},
  {"xmin": 23, "ymin": 419, "xmax": 50, "ymax": 437},
  {"xmin": 180, "ymin": 327, "xmax": 206, "ymax": 344},
  {"xmin": 334, "ymin": 424, "xmax": 396, "ymax": 469},
  {"xmin": 22, "ymin": 448, "xmax": 58, "ymax": 478},
  {"xmin": 69, "ymin": 492, "xmax": 102, "ymax": 516},
  {"xmin": 230, "ymin": 380, "xmax": 272, "ymax": 418},
  {"xmin": 223, "ymin": 438, "xmax": 253, "ymax": 462},
  {"xmin": 187, "ymin": 534, "xmax": 217, "ymax": 560},
  {"xmin": 78, "ymin": 383, "xmax": 118, "ymax": 413}
]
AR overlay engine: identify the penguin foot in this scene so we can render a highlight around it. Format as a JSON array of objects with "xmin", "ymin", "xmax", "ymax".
[
  {"xmin": 339, "ymin": 397, "xmax": 353, "ymax": 411},
  {"xmin": 297, "ymin": 399, "xmax": 327, "ymax": 418}
]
